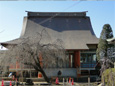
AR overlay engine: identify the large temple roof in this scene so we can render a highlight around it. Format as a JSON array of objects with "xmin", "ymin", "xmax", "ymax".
[{"xmin": 1, "ymin": 12, "xmax": 99, "ymax": 50}]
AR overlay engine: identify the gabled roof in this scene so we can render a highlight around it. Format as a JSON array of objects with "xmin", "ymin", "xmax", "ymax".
[{"xmin": 1, "ymin": 12, "xmax": 99, "ymax": 49}]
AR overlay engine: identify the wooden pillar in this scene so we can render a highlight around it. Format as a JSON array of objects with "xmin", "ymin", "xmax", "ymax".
[
  {"xmin": 74, "ymin": 51, "xmax": 80, "ymax": 67},
  {"xmin": 38, "ymin": 53, "xmax": 43, "ymax": 78},
  {"xmin": 39, "ymin": 53, "xmax": 43, "ymax": 67},
  {"xmin": 69, "ymin": 55, "xmax": 71, "ymax": 68},
  {"xmin": 74, "ymin": 51, "xmax": 81, "ymax": 77},
  {"xmin": 16, "ymin": 61, "xmax": 20, "ymax": 69}
]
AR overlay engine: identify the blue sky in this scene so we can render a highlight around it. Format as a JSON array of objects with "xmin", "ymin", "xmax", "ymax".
[{"xmin": 0, "ymin": 1, "xmax": 115, "ymax": 42}]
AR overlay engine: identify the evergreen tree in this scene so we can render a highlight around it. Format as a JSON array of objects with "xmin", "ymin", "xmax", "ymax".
[{"xmin": 96, "ymin": 24, "xmax": 113, "ymax": 60}]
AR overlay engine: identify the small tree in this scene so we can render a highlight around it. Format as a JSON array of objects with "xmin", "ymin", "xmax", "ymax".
[
  {"xmin": 96, "ymin": 24, "xmax": 114, "ymax": 85},
  {"xmin": 0, "ymin": 32, "xmax": 67, "ymax": 83},
  {"xmin": 96, "ymin": 24, "xmax": 113, "ymax": 61}
]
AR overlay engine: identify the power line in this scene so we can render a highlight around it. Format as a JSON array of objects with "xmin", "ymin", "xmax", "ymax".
[
  {"xmin": 1, "ymin": 1, "xmax": 82, "ymax": 42},
  {"xmin": 37, "ymin": 1, "xmax": 82, "ymax": 25},
  {"xmin": 26, "ymin": 1, "xmax": 82, "ymax": 43},
  {"xmin": 0, "ymin": 30, "xmax": 5, "ymax": 33},
  {"xmin": 62, "ymin": 1, "xmax": 81, "ymax": 11}
]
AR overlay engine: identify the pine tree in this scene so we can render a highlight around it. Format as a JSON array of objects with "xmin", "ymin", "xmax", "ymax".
[{"xmin": 96, "ymin": 24, "xmax": 113, "ymax": 61}]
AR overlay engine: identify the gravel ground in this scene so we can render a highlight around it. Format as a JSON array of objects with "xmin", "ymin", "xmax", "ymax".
[
  {"xmin": 0, "ymin": 81, "xmax": 100, "ymax": 86},
  {"xmin": 78, "ymin": 82, "xmax": 98, "ymax": 86}
]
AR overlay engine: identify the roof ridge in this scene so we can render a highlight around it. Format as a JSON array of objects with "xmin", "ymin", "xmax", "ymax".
[{"xmin": 27, "ymin": 11, "xmax": 87, "ymax": 17}]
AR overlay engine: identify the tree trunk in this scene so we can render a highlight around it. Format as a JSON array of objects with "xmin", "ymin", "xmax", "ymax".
[
  {"xmin": 26, "ymin": 63, "xmax": 50, "ymax": 83},
  {"xmin": 40, "ymin": 69, "xmax": 50, "ymax": 83},
  {"xmin": 36, "ymin": 63, "xmax": 50, "ymax": 83}
]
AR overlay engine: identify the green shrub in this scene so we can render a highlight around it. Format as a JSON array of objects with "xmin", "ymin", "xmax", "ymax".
[{"xmin": 102, "ymin": 68, "xmax": 115, "ymax": 86}]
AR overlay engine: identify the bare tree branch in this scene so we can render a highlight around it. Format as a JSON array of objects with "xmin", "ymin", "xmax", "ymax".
[{"xmin": 0, "ymin": 31, "xmax": 67, "ymax": 83}]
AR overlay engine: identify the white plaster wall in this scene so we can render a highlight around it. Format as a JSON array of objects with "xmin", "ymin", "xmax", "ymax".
[{"xmin": 43, "ymin": 68, "xmax": 77, "ymax": 78}]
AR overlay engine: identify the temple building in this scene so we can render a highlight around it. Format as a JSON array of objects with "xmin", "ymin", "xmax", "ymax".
[{"xmin": 0, "ymin": 11, "xmax": 99, "ymax": 78}]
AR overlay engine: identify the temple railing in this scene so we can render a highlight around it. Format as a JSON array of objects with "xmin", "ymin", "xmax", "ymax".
[{"xmin": 81, "ymin": 63, "xmax": 96, "ymax": 68}]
